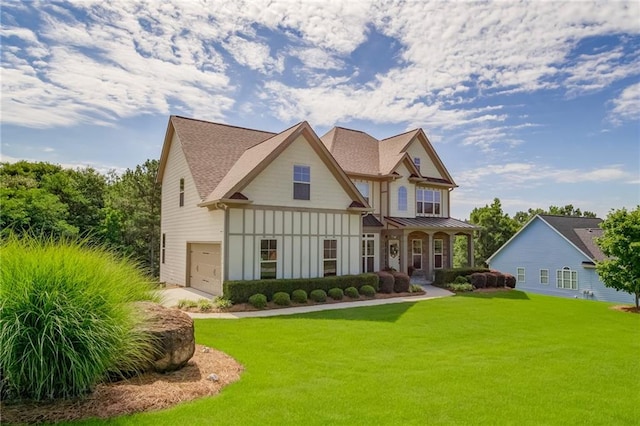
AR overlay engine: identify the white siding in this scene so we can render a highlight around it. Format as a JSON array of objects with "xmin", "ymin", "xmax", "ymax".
[
  {"xmin": 389, "ymin": 163, "xmax": 415, "ymax": 217},
  {"xmin": 243, "ymin": 135, "xmax": 352, "ymax": 209},
  {"xmin": 227, "ymin": 207, "xmax": 361, "ymax": 281},
  {"xmin": 160, "ymin": 132, "xmax": 225, "ymax": 291},
  {"xmin": 406, "ymin": 140, "xmax": 443, "ymax": 179}
]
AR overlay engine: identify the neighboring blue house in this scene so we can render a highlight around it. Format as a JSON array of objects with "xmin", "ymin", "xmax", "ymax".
[{"xmin": 488, "ymin": 214, "xmax": 634, "ymax": 304}]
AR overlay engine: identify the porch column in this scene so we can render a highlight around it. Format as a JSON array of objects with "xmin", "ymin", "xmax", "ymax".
[
  {"xmin": 403, "ymin": 229, "xmax": 411, "ymax": 274},
  {"xmin": 467, "ymin": 232, "xmax": 475, "ymax": 267},
  {"xmin": 448, "ymin": 233, "xmax": 455, "ymax": 269},
  {"xmin": 425, "ymin": 231, "xmax": 434, "ymax": 278}
]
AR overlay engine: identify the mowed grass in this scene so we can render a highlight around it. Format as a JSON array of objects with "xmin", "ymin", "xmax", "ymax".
[{"xmin": 76, "ymin": 292, "xmax": 639, "ymax": 425}]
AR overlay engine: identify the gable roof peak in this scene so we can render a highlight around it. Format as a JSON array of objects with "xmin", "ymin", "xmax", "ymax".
[{"xmin": 170, "ymin": 115, "xmax": 277, "ymax": 136}]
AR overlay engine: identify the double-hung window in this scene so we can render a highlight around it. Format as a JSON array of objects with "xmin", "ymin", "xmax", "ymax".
[
  {"xmin": 517, "ymin": 267, "xmax": 525, "ymax": 283},
  {"xmin": 362, "ymin": 234, "xmax": 375, "ymax": 273},
  {"xmin": 416, "ymin": 188, "xmax": 441, "ymax": 216},
  {"xmin": 323, "ymin": 239, "xmax": 337, "ymax": 276},
  {"xmin": 433, "ymin": 239, "xmax": 443, "ymax": 269},
  {"xmin": 260, "ymin": 239, "xmax": 277, "ymax": 279},
  {"xmin": 398, "ymin": 186, "xmax": 407, "ymax": 211},
  {"xmin": 414, "ymin": 157, "xmax": 421, "ymax": 173},
  {"xmin": 540, "ymin": 269, "xmax": 549, "ymax": 285},
  {"xmin": 293, "ymin": 165, "xmax": 310, "ymax": 200}
]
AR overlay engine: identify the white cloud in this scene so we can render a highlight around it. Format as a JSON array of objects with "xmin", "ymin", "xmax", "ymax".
[{"xmin": 607, "ymin": 82, "xmax": 640, "ymax": 125}]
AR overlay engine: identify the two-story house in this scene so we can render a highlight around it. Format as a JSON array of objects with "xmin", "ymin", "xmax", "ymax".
[{"xmin": 157, "ymin": 116, "xmax": 477, "ymax": 295}]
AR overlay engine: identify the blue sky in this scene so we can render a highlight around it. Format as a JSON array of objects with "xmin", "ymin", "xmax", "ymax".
[{"xmin": 1, "ymin": 0, "xmax": 639, "ymax": 220}]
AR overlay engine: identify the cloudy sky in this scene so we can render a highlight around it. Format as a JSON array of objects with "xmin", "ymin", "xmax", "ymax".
[{"xmin": 1, "ymin": 0, "xmax": 639, "ymax": 219}]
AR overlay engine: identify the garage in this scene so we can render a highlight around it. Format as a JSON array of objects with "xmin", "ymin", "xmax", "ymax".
[{"xmin": 188, "ymin": 243, "xmax": 221, "ymax": 295}]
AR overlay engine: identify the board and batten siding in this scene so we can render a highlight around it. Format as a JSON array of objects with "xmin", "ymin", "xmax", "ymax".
[
  {"xmin": 489, "ymin": 218, "xmax": 634, "ymax": 304},
  {"xmin": 388, "ymin": 163, "xmax": 415, "ymax": 218},
  {"xmin": 242, "ymin": 135, "xmax": 352, "ymax": 209},
  {"xmin": 160, "ymin": 132, "xmax": 225, "ymax": 290},
  {"xmin": 226, "ymin": 207, "xmax": 361, "ymax": 281}
]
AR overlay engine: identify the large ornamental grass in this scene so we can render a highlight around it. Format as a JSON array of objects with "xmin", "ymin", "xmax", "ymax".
[{"xmin": 0, "ymin": 235, "xmax": 159, "ymax": 401}]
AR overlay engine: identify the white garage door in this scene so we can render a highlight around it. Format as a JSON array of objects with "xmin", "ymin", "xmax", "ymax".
[{"xmin": 189, "ymin": 243, "xmax": 221, "ymax": 295}]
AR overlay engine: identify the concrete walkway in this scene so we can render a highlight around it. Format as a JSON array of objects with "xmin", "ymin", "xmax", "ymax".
[{"xmin": 160, "ymin": 284, "xmax": 453, "ymax": 319}]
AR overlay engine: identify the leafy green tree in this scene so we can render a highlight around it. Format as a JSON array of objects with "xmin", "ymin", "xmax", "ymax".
[
  {"xmin": 469, "ymin": 198, "xmax": 519, "ymax": 266},
  {"xmin": 596, "ymin": 206, "xmax": 640, "ymax": 308},
  {"xmin": 513, "ymin": 205, "xmax": 597, "ymax": 227},
  {"xmin": 103, "ymin": 159, "xmax": 161, "ymax": 277}
]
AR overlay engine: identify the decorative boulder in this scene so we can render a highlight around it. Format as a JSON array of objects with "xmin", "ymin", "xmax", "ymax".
[{"xmin": 134, "ymin": 302, "xmax": 195, "ymax": 373}]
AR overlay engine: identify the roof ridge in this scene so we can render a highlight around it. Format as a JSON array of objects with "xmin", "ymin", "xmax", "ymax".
[
  {"xmin": 380, "ymin": 128, "xmax": 419, "ymax": 141},
  {"xmin": 171, "ymin": 115, "xmax": 277, "ymax": 135},
  {"xmin": 539, "ymin": 214, "xmax": 602, "ymax": 220},
  {"xmin": 247, "ymin": 121, "xmax": 305, "ymax": 149}
]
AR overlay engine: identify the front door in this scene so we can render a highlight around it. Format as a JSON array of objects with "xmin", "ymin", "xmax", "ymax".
[{"xmin": 388, "ymin": 239, "xmax": 400, "ymax": 271}]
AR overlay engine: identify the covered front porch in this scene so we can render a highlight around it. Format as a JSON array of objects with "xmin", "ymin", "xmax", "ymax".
[{"xmin": 381, "ymin": 217, "xmax": 479, "ymax": 280}]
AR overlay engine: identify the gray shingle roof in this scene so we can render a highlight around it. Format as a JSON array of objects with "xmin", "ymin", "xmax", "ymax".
[
  {"xmin": 386, "ymin": 216, "xmax": 480, "ymax": 230},
  {"xmin": 362, "ymin": 214, "xmax": 384, "ymax": 227},
  {"xmin": 539, "ymin": 215, "xmax": 604, "ymax": 261}
]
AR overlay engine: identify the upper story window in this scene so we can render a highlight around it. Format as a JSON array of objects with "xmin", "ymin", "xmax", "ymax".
[
  {"xmin": 414, "ymin": 157, "xmax": 421, "ymax": 172},
  {"xmin": 355, "ymin": 182, "xmax": 370, "ymax": 204},
  {"xmin": 179, "ymin": 178, "xmax": 185, "ymax": 207},
  {"xmin": 416, "ymin": 188, "xmax": 441, "ymax": 216},
  {"xmin": 293, "ymin": 165, "xmax": 310, "ymax": 200},
  {"xmin": 398, "ymin": 186, "xmax": 407, "ymax": 211}
]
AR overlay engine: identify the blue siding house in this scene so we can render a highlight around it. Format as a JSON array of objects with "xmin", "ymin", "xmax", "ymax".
[{"xmin": 488, "ymin": 215, "xmax": 634, "ymax": 304}]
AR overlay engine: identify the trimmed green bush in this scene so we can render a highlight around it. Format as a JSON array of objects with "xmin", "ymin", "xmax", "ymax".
[
  {"xmin": 360, "ymin": 285, "xmax": 376, "ymax": 297},
  {"xmin": 454, "ymin": 275, "xmax": 469, "ymax": 284},
  {"xmin": 310, "ymin": 289, "xmax": 327, "ymax": 302},
  {"xmin": 392, "ymin": 271, "xmax": 411, "ymax": 293},
  {"xmin": 248, "ymin": 293, "xmax": 267, "ymax": 309},
  {"xmin": 273, "ymin": 292, "xmax": 291, "ymax": 306},
  {"xmin": 345, "ymin": 287, "xmax": 359, "ymax": 299},
  {"xmin": 198, "ymin": 299, "xmax": 213, "ymax": 311},
  {"xmin": 292, "ymin": 289, "xmax": 308, "ymax": 303},
  {"xmin": 469, "ymin": 273, "xmax": 487, "ymax": 289},
  {"xmin": 0, "ymin": 235, "xmax": 157, "ymax": 401},
  {"xmin": 434, "ymin": 268, "xmax": 490, "ymax": 286},
  {"xmin": 410, "ymin": 284, "xmax": 424, "ymax": 293},
  {"xmin": 376, "ymin": 271, "xmax": 395, "ymax": 293},
  {"xmin": 224, "ymin": 273, "xmax": 379, "ymax": 303},
  {"xmin": 328, "ymin": 287, "xmax": 344, "ymax": 300},
  {"xmin": 447, "ymin": 283, "xmax": 474, "ymax": 292},
  {"xmin": 213, "ymin": 296, "xmax": 233, "ymax": 309},
  {"xmin": 505, "ymin": 274, "xmax": 516, "ymax": 288}
]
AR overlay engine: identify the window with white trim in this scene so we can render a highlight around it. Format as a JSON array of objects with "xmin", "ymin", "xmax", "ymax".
[
  {"xmin": 517, "ymin": 267, "xmax": 525, "ymax": 283},
  {"xmin": 540, "ymin": 269, "xmax": 549, "ymax": 285},
  {"xmin": 416, "ymin": 188, "xmax": 441, "ymax": 216},
  {"xmin": 412, "ymin": 239, "xmax": 422, "ymax": 270},
  {"xmin": 433, "ymin": 239, "xmax": 443, "ymax": 269},
  {"xmin": 398, "ymin": 186, "xmax": 407, "ymax": 211},
  {"xmin": 323, "ymin": 239, "xmax": 337, "ymax": 276},
  {"xmin": 362, "ymin": 234, "xmax": 375, "ymax": 273},
  {"xmin": 260, "ymin": 239, "xmax": 277, "ymax": 279},
  {"xmin": 414, "ymin": 157, "xmax": 421, "ymax": 172},
  {"xmin": 556, "ymin": 267, "xmax": 577, "ymax": 290},
  {"xmin": 179, "ymin": 178, "xmax": 185, "ymax": 207},
  {"xmin": 355, "ymin": 182, "xmax": 370, "ymax": 204},
  {"xmin": 293, "ymin": 165, "xmax": 310, "ymax": 200}
]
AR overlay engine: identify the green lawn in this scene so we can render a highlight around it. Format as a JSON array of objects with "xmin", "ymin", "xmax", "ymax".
[{"xmin": 77, "ymin": 292, "xmax": 639, "ymax": 425}]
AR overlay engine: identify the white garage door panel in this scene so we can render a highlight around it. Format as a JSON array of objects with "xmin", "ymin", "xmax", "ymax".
[{"xmin": 189, "ymin": 243, "xmax": 221, "ymax": 295}]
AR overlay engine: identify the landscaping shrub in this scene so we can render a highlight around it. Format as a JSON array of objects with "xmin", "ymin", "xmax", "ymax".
[
  {"xmin": 197, "ymin": 299, "xmax": 213, "ymax": 311},
  {"xmin": 485, "ymin": 272, "xmax": 497, "ymax": 288},
  {"xmin": 454, "ymin": 275, "xmax": 469, "ymax": 284},
  {"xmin": 344, "ymin": 287, "xmax": 359, "ymax": 299},
  {"xmin": 505, "ymin": 274, "xmax": 516, "ymax": 289},
  {"xmin": 272, "ymin": 292, "xmax": 291, "ymax": 306},
  {"xmin": 223, "ymin": 273, "xmax": 379, "ymax": 303},
  {"xmin": 310, "ymin": 289, "xmax": 327, "ymax": 303},
  {"xmin": 433, "ymin": 268, "xmax": 490, "ymax": 286},
  {"xmin": 376, "ymin": 271, "xmax": 395, "ymax": 294},
  {"xmin": 0, "ymin": 235, "xmax": 157, "ymax": 401},
  {"xmin": 292, "ymin": 289, "xmax": 308, "ymax": 303},
  {"xmin": 360, "ymin": 285, "xmax": 376, "ymax": 297},
  {"xmin": 248, "ymin": 293, "xmax": 267, "ymax": 309},
  {"xmin": 392, "ymin": 271, "xmax": 411, "ymax": 293},
  {"xmin": 213, "ymin": 296, "xmax": 233, "ymax": 309},
  {"xmin": 447, "ymin": 283, "xmax": 474, "ymax": 292},
  {"xmin": 469, "ymin": 273, "xmax": 487, "ymax": 289},
  {"xmin": 328, "ymin": 287, "xmax": 344, "ymax": 300},
  {"xmin": 493, "ymin": 272, "xmax": 506, "ymax": 288},
  {"xmin": 410, "ymin": 284, "xmax": 424, "ymax": 293}
]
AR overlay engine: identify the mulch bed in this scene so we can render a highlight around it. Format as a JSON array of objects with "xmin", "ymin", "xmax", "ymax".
[
  {"xmin": 611, "ymin": 305, "xmax": 640, "ymax": 314},
  {"xmin": 1, "ymin": 345, "xmax": 243, "ymax": 424}
]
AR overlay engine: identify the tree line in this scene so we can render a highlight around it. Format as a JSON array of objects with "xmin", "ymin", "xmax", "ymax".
[{"xmin": 0, "ymin": 160, "xmax": 161, "ymax": 277}]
